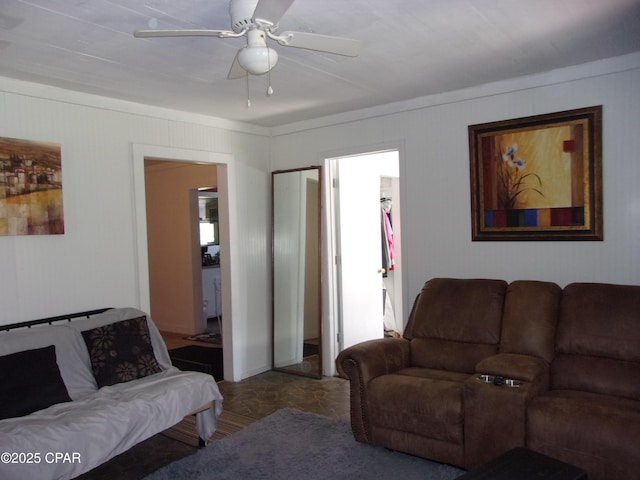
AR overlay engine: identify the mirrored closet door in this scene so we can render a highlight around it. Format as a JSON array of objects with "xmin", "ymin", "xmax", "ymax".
[{"xmin": 271, "ymin": 167, "xmax": 322, "ymax": 378}]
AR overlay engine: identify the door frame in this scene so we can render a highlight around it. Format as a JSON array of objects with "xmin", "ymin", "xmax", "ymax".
[
  {"xmin": 322, "ymin": 143, "xmax": 405, "ymax": 377},
  {"xmin": 132, "ymin": 144, "xmax": 235, "ymax": 380}
]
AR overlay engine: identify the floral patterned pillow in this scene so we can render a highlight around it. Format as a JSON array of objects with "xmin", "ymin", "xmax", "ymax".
[{"xmin": 81, "ymin": 316, "xmax": 161, "ymax": 388}]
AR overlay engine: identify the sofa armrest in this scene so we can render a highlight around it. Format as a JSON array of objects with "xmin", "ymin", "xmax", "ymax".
[
  {"xmin": 336, "ymin": 338, "xmax": 410, "ymax": 443},
  {"xmin": 336, "ymin": 337, "xmax": 410, "ymax": 382},
  {"xmin": 475, "ymin": 353, "xmax": 549, "ymax": 384}
]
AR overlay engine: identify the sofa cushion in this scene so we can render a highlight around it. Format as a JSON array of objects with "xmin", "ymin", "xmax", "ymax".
[
  {"xmin": 404, "ymin": 278, "xmax": 506, "ymax": 372},
  {"xmin": 557, "ymin": 282, "xmax": 640, "ymax": 362},
  {"xmin": 0, "ymin": 345, "xmax": 71, "ymax": 419},
  {"xmin": 500, "ymin": 280, "xmax": 561, "ymax": 363},
  {"xmin": 527, "ymin": 390, "xmax": 640, "ymax": 479},
  {"xmin": 369, "ymin": 369, "xmax": 466, "ymax": 444},
  {"xmin": 551, "ymin": 353, "xmax": 640, "ymax": 400},
  {"xmin": 404, "ymin": 278, "xmax": 507, "ymax": 344},
  {"xmin": 410, "ymin": 337, "xmax": 497, "ymax": 373},
  {"xmin": 81, "ymin": 316, "xmax": 161, "ymax": 387},
  {"xmin": 0, "ymin": 324, "xmax": 98, "ymax": 400},
  {"xmin": 396, "ymin": 366, "xmax": 471, "ymax": 383},
  {"xmin": 553, "ymin": 282, "xmax": 640, "ymax": 397}
]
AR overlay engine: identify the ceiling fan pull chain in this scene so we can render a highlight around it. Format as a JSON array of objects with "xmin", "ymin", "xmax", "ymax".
[
  {"xmin": 266, "ymin": 51, "xmax": 274, "ymax": 97},
  {"xmin": 246, "ymin": 74, "xmax": 251, "ymax": 108},
  {"xmin": 266, "ymin": 48, "xmax": 274, "ymax": 96}
]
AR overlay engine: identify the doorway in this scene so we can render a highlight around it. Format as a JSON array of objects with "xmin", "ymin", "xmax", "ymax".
[
  {"xmin": 324, "ymin": 149, "xmax": 402, "ymax": 375},
  {"xmin": 144, "ymin": 160, "xmax": 218, "ymax": 335},
  {"xmin": 132, "ymin": 144, "xmax": 234, "ymax": 380}
]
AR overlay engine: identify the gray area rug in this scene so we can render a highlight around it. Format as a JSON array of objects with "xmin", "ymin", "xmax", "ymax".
[{"xmin": 145, "ymin": 408, "xmax": 465, "ymax": 480}]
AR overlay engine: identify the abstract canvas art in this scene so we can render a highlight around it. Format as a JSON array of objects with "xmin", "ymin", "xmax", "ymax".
[{"xmin": 0, "ymin": 136, "xmax": 64, "ymax": 236}]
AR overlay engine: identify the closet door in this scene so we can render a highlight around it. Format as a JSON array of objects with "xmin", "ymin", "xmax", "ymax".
[{"xmin": 335, "ymin": 157, "xmax": 385, "ymax": 351}]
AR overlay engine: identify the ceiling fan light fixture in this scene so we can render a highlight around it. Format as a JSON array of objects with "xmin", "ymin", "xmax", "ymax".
[
  {"xmin": 134, "ymin": 0, "xmax": 361, "ymax": 83},
  {"xmin": 237, "ymin": 45, "xmax": 278, "ymax": 75}
]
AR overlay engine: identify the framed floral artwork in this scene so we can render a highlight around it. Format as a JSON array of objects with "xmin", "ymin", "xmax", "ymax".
[{"xmin": 468, "ymin": 106, "xmax": 602, "ymax": 241}]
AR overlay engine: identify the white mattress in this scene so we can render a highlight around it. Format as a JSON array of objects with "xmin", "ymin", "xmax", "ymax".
[{"xmin": 0, "ymin": 367, "xmax": 222, "ymax": 480}]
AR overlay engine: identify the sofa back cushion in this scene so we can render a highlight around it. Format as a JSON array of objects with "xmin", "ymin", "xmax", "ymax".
[
  {"xmin": 552, "ymin": 282, "xmax": 640, "ymax": 399},
  {"xmin": 499, "ymin": 280, "xmax": 561, "ymax": 363},
  {"xmin": 410, "ymin": 337, "xmax": 498, "ymax": 373},
  {"xmin": 405, "ymin": 278, "xmax": 507, "ymax": 372}
]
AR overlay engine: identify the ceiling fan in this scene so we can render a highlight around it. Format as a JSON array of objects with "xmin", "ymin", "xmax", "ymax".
[{"xmin": 133, "ymin": 0, "xmax": 363, "ymax": 80}]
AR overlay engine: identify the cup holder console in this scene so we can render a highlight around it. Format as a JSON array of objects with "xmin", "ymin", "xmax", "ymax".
[{"xmin": 476, "ymin": 374, "xmax": 521, "ymax": 387}]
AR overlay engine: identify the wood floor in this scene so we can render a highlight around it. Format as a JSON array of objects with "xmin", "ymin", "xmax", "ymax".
[
  {"xmin": 161, "ymin": 329, "xmax": 222, "ymax": 350},
  {"xmin": 76, "ymin": 327, "xmax": 351, "ymax": 480}
]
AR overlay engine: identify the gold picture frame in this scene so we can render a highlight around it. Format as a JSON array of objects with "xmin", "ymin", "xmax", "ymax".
[{"xmin": 469, "ymin": 106, "xmax": 602, "ymax": 241}]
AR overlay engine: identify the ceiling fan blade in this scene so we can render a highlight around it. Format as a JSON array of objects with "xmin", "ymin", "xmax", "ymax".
[
  {"xmin": 227, "ymin": 52, "xmax": 248, "ymax": 80},
  {"xmin": 252, "ymin": 0, "xmax": 295, "ymax": 25},
  {"xmin": 277, "ymin": 31, "xmax": 363, "ymax": 57},
  {"xmin": 134, "ymin": 29, "xmax": 233, "ymax": 38}
]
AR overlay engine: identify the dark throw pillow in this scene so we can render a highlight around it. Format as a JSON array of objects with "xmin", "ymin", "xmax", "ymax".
[
  {"xmin": 81, "ymin": 316, "xmax": 161, "ymax": 388},
  {"xmin": 0, "ymin": 345, "xmax": 72, "ymax": 420}
]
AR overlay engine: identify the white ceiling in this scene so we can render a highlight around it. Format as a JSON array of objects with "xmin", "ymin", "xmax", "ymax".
[{"xmin": 1, "ymin": 0, "xmax": 640, "ymax": 128}]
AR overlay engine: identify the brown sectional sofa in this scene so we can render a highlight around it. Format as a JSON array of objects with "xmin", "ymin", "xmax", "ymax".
[{"xmin": 336, "ymin": 278, "xmax": 640, "ymax": 480}]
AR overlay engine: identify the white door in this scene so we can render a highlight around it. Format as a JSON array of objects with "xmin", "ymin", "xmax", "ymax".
[{"xmin": 335, "ymin": 155, "xmax": 385, "ymax": 350}]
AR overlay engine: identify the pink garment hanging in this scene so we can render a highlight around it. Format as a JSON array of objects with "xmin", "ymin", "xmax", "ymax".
[{"xmin": 383, "ymin": 210, "xmax": 394, "ymax": 271}]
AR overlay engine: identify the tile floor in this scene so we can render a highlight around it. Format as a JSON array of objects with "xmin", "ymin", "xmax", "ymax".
[
  {"xmin": 77, "ymin": 329, "xmax": 351, "ymax": 479},
  {"xmin": 161, "ymin": 327, "xmax": 350, "ymax": 420},
  {"xmin": 218, "ymin": 369, "xmax": 350, "ymax": 421}
]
